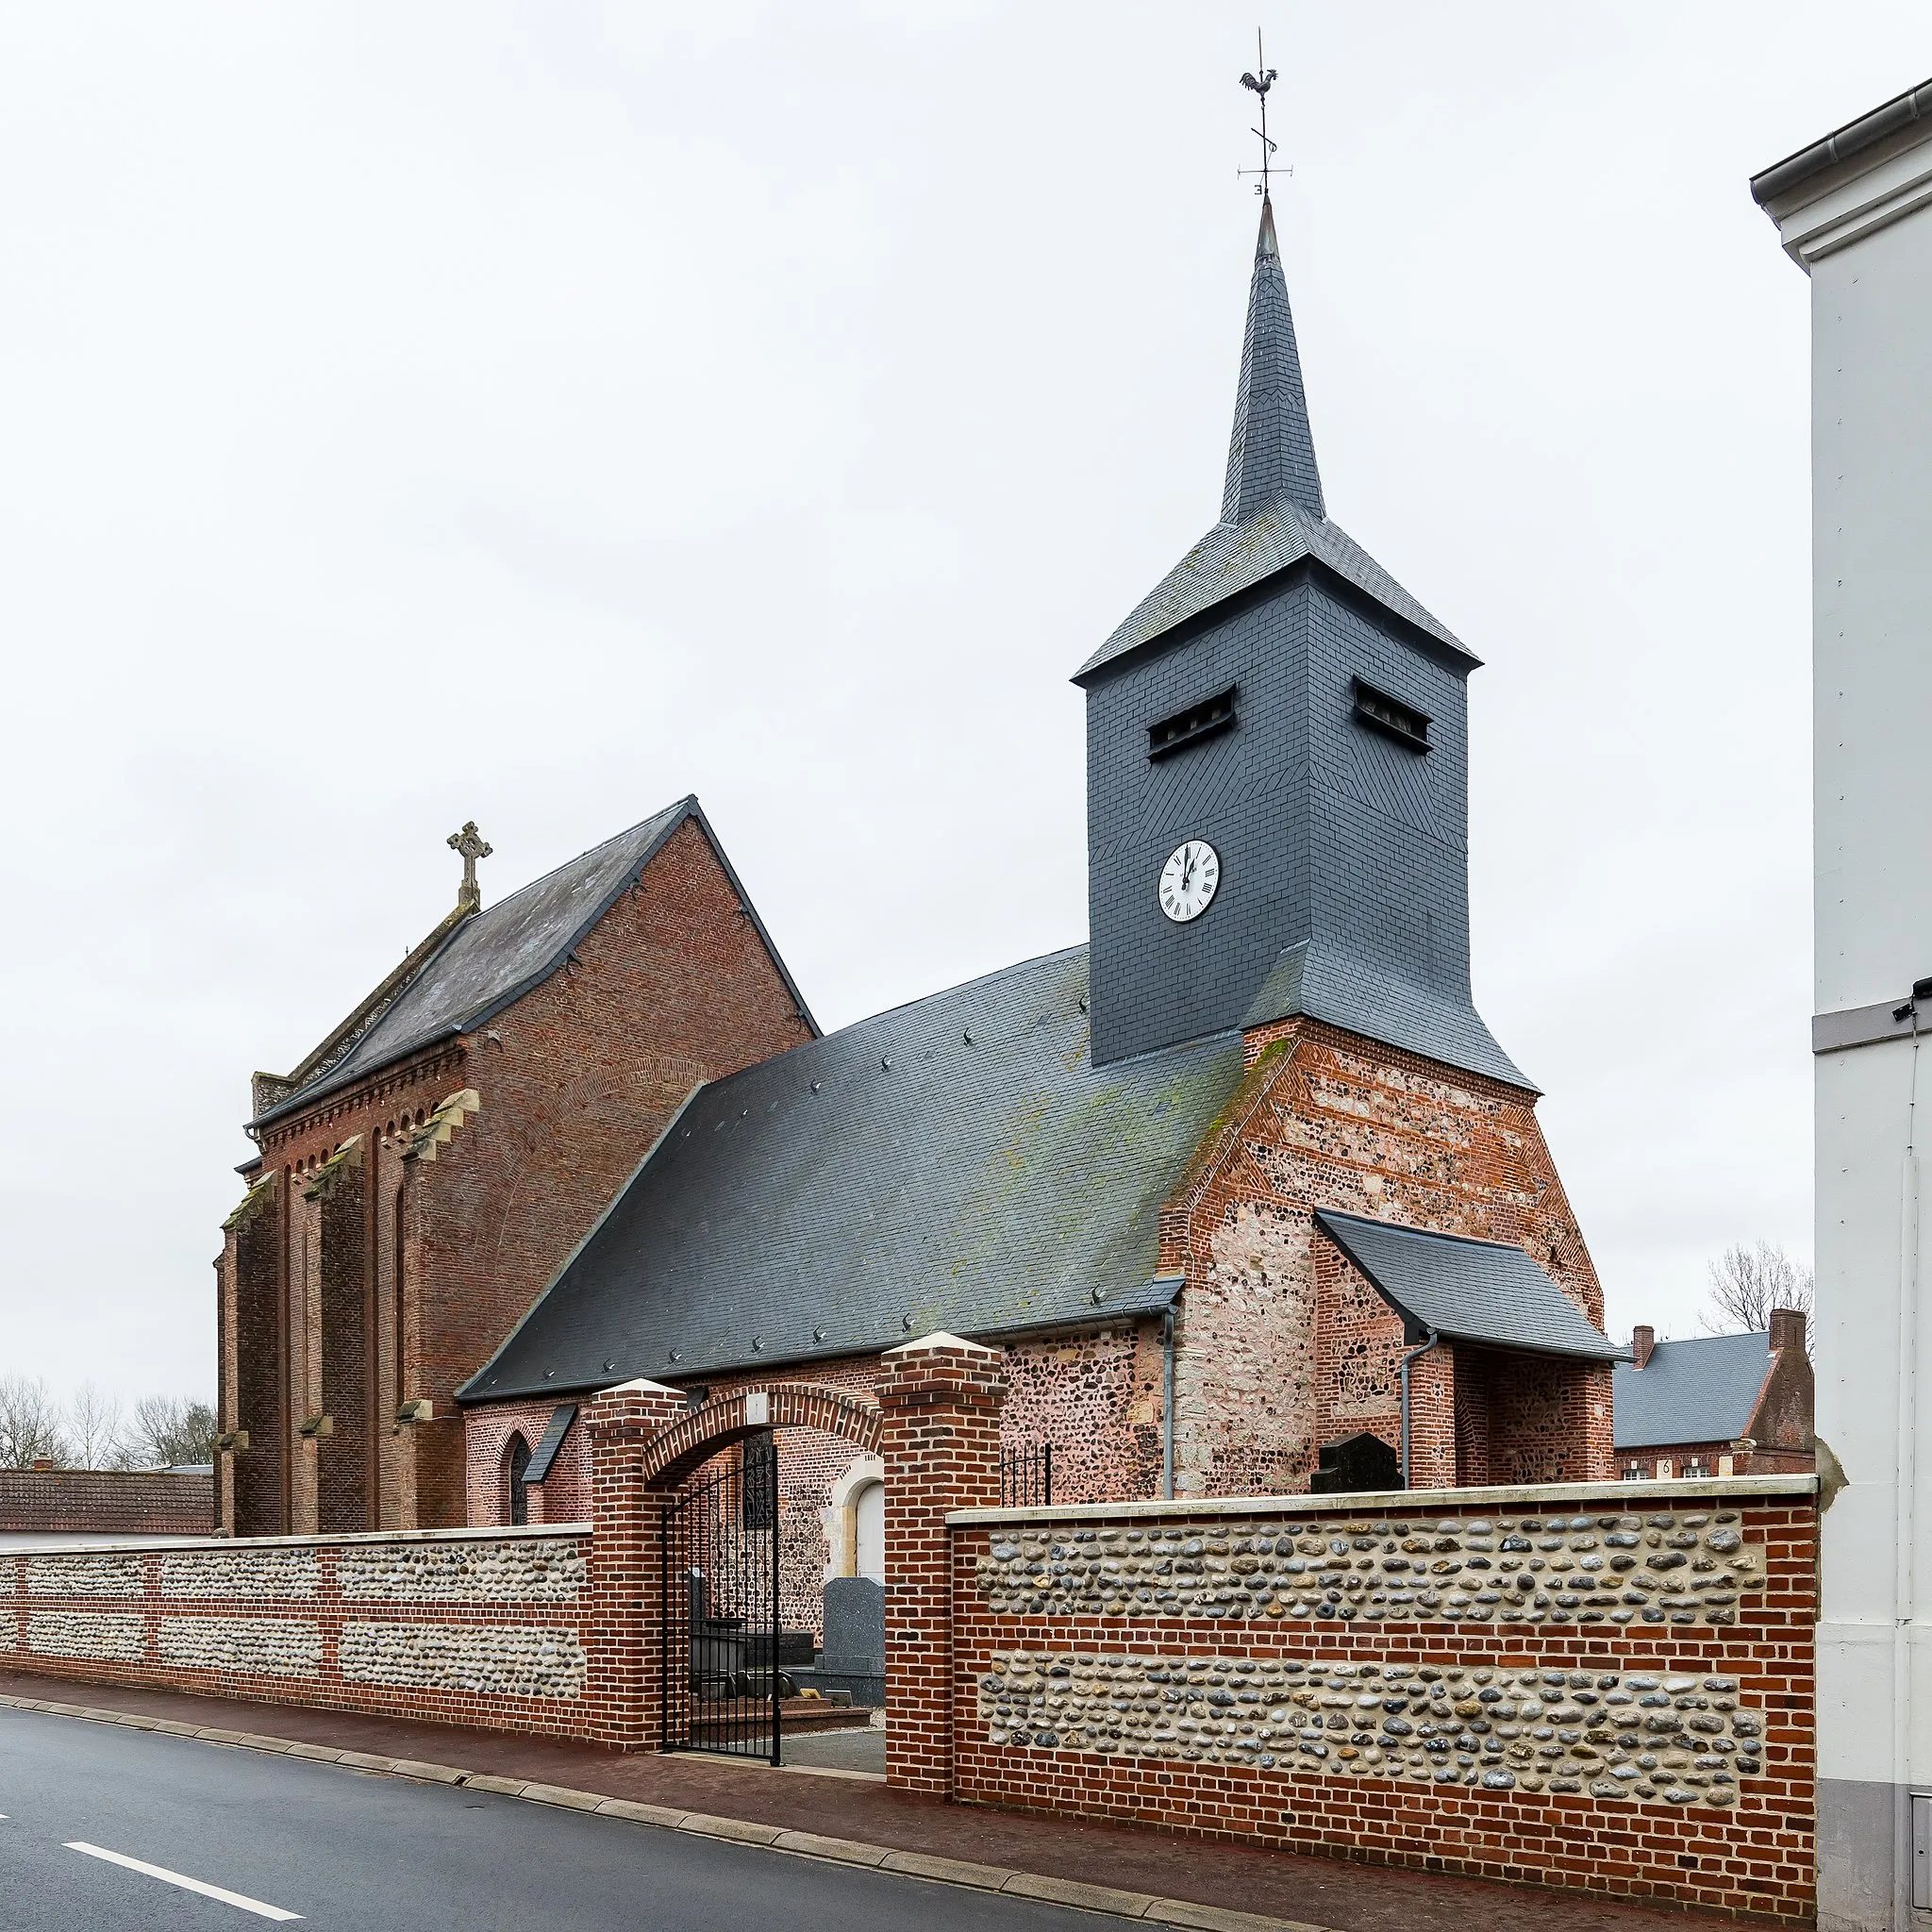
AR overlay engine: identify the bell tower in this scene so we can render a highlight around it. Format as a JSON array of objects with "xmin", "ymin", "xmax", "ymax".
[{"xmin": 1076, "ymin": 197, "xmax": 1524, "ymax": 1089}]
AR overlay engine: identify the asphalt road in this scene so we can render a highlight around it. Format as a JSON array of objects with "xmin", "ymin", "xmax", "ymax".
[{"xmin": 0, "ymin": 1707, "xmax": 1097, "ymax": 1931}]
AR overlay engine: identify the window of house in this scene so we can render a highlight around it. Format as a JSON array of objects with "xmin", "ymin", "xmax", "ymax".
[{"xmin": 1622, "ymin": 1464, "xmax": 1648, "ymax": 1481}]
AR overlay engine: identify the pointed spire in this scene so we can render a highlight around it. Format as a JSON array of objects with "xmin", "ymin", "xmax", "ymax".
[{"xmin": 1221, "ymin": 197, "xmax": 1324, "ymax": 525}]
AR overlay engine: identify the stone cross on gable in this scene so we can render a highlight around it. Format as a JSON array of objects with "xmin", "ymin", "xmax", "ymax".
[{"xmin": 447, "ymin": 821, "xmax": 492, "ymax": 912}]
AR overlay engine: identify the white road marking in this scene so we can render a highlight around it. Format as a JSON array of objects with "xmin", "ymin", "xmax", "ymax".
[{"xmin": 64, "ymin": 1842, "xmax": 302, "ymax": 1921}]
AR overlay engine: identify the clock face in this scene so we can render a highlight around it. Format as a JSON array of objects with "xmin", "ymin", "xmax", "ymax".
[{"xmin": 1158, "ymin": 840, "xmax": 1221, "ymax": 923}]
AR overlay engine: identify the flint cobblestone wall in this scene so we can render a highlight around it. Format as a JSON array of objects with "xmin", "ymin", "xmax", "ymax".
[
  {"xmin": 975, "ymin": 1507, "xmax": 1764, "ymax": 1627},
  {"xmin": 0, "ymin": 1526, "xmax": 602, "ymax": 1740},
  {"xmin": 947, "ymin": 1478, "xmax": 1816, "ymax": 1921}
]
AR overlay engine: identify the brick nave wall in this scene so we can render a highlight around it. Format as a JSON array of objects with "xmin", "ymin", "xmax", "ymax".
[
  {"xmin": 1165, "ymin": 1019, "xmax": 1611, "ymax": 1496},
  {"xmin": 949, "ymin": 1478, "xmax": 1816, "ymax": 1921},
  {"xmin": 464, "ymin": 1324, "xmax": 1174, "ymax": 1642},
  {"xmin": 225, "ymin": 816, "xmax": 812, "ymax": 1535}
]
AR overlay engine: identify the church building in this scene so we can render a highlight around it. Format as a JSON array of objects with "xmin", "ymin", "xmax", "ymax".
[{"xmin": 218, "ymin": 196, "xmax": 1623, "ymax": 1603}]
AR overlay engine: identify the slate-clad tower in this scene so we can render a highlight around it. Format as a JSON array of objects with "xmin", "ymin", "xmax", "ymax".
[{"xmin": 1078, "ymin": 199, "xmax": 1523, "ymax": 1085}]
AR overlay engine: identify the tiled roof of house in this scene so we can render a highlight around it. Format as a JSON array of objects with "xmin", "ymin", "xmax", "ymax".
[{"xmin": 460, "ymin": 946, "xmax": 1245, "ymax": 1401}]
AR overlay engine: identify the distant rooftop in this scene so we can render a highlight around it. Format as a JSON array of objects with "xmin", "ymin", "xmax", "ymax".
[{"xmin": 1613, "ymin": 1330, "xmax": 1772, "ymax": 1449}]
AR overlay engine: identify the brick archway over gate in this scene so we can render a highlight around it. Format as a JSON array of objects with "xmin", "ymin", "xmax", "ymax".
[{"xmin": 638, "ymin": 1384, "xmax": 881, "ymax": 1490}]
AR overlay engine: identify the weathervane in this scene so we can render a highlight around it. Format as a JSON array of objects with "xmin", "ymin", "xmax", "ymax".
[{"xmin": 1238, "ymin": 31, "xmax": 1285, "ymax": 198}]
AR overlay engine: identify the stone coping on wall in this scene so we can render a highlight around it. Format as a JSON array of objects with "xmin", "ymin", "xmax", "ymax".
[
  {"xmin": 10, "ymin": 1523, "xmax": 594, "ymax": 1559},
  {"xmin": 947, "ymin": 1474, "xmax": 1816, "ymax": 1528}
]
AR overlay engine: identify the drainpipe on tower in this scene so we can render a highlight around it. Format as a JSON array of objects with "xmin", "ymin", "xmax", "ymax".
[
  {"xmin": 1399, "ymin": 1331, "xmax": 1443, "ymax": 1491},
  {"xmin": 1161, "ymin": 1306, "xmax": 1176, "ymax": 1502}
]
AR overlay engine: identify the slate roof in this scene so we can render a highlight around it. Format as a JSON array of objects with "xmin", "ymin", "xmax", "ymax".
[
  {"xmin": 522, "ymin": 1404, "xmax": 578, "ymax": 1483},
  {"xmin": 1075, "ymin": 200, "xmax": 1468, "ymax": 685},
  {"xmin": 1612, "ymin": 1332, "xmax": 1772, "ymax": 1450},
  {"xmin": 1244, "ymin": 941, "xmax": 1531, "ymax": 1092},
  {"xmin": 254, "ymin": 798, "xmax": 813, "ymax": 1127},
  {"xmin": 1314, "ymin": 1210, "xmax": 1625, "ymax": 1361},
  {"xmin": 460, "ymin": 946, "xmax": 1246, "ymax": 1402}
]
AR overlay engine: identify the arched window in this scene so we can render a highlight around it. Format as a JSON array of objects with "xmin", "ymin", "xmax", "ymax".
[
  {"xmin": 507, "ymin": 1434, "xmax": 532, "ymax": 1526},
  {"xmin": 854, "ymin": 1478, "xmax": 884, "ymax": 1583}
]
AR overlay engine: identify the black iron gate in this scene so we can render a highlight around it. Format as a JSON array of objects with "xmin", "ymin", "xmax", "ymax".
[{"xmin": 660, "ymin": 1432, "xmax": 782, "ymax": 1763}]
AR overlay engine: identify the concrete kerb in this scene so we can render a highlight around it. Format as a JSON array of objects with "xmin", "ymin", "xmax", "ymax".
[{"xmin": 0, "ymin": 1691, "xmax": 1334, "ymax": 1932}]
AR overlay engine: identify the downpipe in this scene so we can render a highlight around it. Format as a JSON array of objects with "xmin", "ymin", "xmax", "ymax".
[
  {"xmin": 1162, "ymin": 1307, "xmax": 1176, "ymax": 1502},
  {"xmin": 1399, "ymin": 1331, "xmax": 1442, "ymax": 1491}
]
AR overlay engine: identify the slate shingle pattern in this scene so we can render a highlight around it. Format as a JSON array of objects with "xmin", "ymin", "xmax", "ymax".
[
  {"xmin": 258, "ymin": 798, "xmax": 811, "ymax": 1125},
  {"xmin": 1314, "ymin": 1211, "xmax": 1624, "ymax": 1361},
  {"xmin": 1613, "ymin": 1333, "xmax": 1773, "ymax": 1450},
  {"xmin": 1076, "ymin": 202, "xmax": 1462, "ymax": 683},
  {"xmin": 462, "ymin": 947, "xmax": 1245, "ymax": 1401}
]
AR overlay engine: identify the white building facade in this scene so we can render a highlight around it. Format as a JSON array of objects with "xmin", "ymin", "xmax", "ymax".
[{"xmin": 1755, "ymin": 79, "xmax": 1932, "ymax": 1932}]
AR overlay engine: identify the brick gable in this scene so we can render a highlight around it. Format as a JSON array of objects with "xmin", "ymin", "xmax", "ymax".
[{"xmin": 220, "ymin": 814, "xmax": 812, "ymax": 1536}]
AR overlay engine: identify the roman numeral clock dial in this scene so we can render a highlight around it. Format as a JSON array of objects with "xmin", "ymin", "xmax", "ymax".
[{"xmin": 1158, "ymin": 840, "xmax": 1220, "ymax": 923}]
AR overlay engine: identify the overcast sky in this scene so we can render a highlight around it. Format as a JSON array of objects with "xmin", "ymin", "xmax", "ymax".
[{"xmin": 1, "ymin": 4, "xmax": 1924, "ymax": 1411}]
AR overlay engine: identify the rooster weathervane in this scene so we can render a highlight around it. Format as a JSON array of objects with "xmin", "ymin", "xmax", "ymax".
[{"xmin": 1238, "ymin": 31, "xmax": 1286, "ymax": 198}]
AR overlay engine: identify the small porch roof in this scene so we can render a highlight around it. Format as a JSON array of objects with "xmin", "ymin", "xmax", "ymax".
[{"xmin": 1313, "ymin": 1210, "xmax": 1626, "ymax": 1362}]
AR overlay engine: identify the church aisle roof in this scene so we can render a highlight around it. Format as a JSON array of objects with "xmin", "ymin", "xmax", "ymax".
[
  {"xmin": 255, "ymin": 798, "xmax": 812, "ymax": 1127},
  {"xmin": 1315, "ymin": 1210, "xmax": 1625, "ymax": 1361},
  {"xmin": 460, "ymin": 946, "xmax": 1245, "ymax": 1401},
  {"xmin": 1075, "ymin": 199, "xmax": 1467, "ymax": 684},
  {"xmin": 1612, "ymin": 1331, "xmax": 1774, "ymax": 1449}
]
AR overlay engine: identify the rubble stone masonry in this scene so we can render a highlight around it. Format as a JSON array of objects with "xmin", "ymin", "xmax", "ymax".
[{"xmin": 1163, "ymin": 1020, "xmax": 1611, "ymax": 1495}]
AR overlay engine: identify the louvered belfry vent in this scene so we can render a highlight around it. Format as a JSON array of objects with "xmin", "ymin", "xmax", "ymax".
[{"xmin": 1350, "ymin": 676, "xmax": 1431, "ymax": 753}]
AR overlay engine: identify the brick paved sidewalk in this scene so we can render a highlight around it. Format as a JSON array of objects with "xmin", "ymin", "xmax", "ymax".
[{"xmin": 0, "ymin": 1672, "xmax": 1761, "ymax": 1932}]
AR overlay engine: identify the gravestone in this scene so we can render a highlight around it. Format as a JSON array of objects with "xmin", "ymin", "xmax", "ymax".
[
  {"xmin": 793, "ymin": 1575, "xmax": 886, "ymax": 1707},
  {"xmin": 1309, "ymin": 1431, "xmax": 1399, "ymax": 1494},
  {"xmin": 821, "ymin": 1576, "xmax": 885, "ymax": 1676}
]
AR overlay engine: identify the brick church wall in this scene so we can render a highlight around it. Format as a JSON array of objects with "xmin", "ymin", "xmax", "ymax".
[
  {"xmin": 1164, "ymin": 1020, "xmax": 1611, "ymax": 1494},
  {"xmin": 225, "ymin": 817, "xmax": 812, "ymax": 1538},
  {"xmin": 460, "ymin": 1323, "xmax": 1170, "ymax": 1643},
  {"xmin": 312, "ymin": 1142, "xmax": 373, "ymax": 1534},
  {"xmin": 225, "ymin": 1176, "xmax": 286, "ymax": 1536},
  {"xmin": 946, "ymin": 1478, "xmax": 1817, "ymax": 1921}
]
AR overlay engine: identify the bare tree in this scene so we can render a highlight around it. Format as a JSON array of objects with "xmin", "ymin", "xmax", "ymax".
[
  {"xmin": 65, "ymin": 1382, "xmax": 128, "ymax": 1470},
  {"xmin": 0, "ymin": 1374, "xmax": 71, "ymax": 1469},
  {"xmin": 126, "ymin": 1395, "xmax": 219, "ymax": 1468},
  {"xmin": 1702, "ymin": 1241, "xmax": 1815, "ymax": 1337}
]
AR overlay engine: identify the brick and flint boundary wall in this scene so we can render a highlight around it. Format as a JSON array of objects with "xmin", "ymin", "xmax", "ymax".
[
  {"xmin": 942, "ymin": 1477, "xmax": 1817, "ymax": 1921},
  {"xmin": 0, "ymin": 1469, "xmax": 214, "ymax": 1538},
  {"xmin": 0, "ymin": 1525, "xmax": 600, "ymax": 1741}
]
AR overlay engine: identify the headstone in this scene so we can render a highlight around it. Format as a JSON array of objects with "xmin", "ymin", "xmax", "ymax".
[
  {"xmin": 820, "ymin": 1575, "xmax": 885, "ymax": 1675},
  {"xmin": 1308, "ymin": 1431, "xmax": 1399, "ymax": 1493}
]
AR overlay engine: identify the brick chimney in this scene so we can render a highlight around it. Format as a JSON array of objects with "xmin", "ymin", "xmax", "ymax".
[
  {"xmin": 1769, "ymin": 1307, "xmax": 1807, "ymax": 1356},
  {"xmin": 1630, "ymin": 1325, "xmax": 1656, "ymax": 1370}
]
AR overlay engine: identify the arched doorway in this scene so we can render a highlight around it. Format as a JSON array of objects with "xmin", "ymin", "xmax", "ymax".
[
  {"xmin": 645, "ymin": 1387, "xmax": 882, "ymax": 1766},
  {"xmin": 854, "ymin": 1478, "xmax": 884, "ymax": 1583}
]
